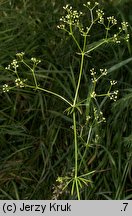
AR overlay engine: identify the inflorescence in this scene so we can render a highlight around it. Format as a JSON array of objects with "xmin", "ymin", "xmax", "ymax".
[
  {"xmin": 90, "ymin": 67, "xmax": 118, "ymax": 102},
  {"xmin": 57, "ymin": 1, "xmax": 129, "ymax": 44},
  {"xmin": 2, "ymin": 52, "xmax": 41, "ymax": 92}
]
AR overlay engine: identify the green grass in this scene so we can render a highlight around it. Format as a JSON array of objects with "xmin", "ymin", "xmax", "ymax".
[{"xmin": 0, "ymin": 0, "xmax": 132, "ymax": 199}]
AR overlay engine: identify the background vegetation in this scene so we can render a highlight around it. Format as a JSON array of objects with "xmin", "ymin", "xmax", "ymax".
[{"xmin": 0, "ymin": 0, "xmax": 131, "ymax": 199}]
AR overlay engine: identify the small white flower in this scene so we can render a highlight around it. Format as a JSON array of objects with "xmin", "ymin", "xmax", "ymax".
[
  {"xmin": 83, "ymin": 2, "xmax": 91, "ymax": 7},
  {"xmin": 95, "ymin": 2, "xmax": 99, "ymax": 6},
  {"xmin": 5, "ymin": 65, "xmax": 11, "ymax": 70},
  {"xmin": 63, "ymin": 4, "xmax": 69, "ymax": 10}
]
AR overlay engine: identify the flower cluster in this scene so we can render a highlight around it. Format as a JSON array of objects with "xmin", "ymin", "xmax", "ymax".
[
  {"xmin": 112, "ymin": 21, "xmax": 129, "ymax": 43},
  {"xmin": 57, "ymin": 24, "xmax": 65, "ymax": 29},
  {"xmin": 98, "ymin": 16, "xmax": 104, "ymax": 25},
  {"xmin": 107, "ymin": 16, "xmax": 117, "ymax": 25},
  {"xmin": 2, "ymin": 84, "xmax": 10, "ymax": 92},
  {"xmin": 16, "ymin": 52, "xmax": 25, "ymax": 60},
  {"xmin": 112, "ymin": 34, "xmax": 121, "ymax": 44},
  {"xmin": 5, "ymin": 59, "xmax": 19, "ymax": 70},
  {"xmin": 109, "ymin": 90, "xmax": 119, "ymax": 101},
  {"xmin": 90, "ymin": 68, "xmax": 97, "ymax": 83},
  {"xmin": 2, "ymin": 53, "xmax": 41, "ymax": 93},
  {"xmin": 31, "ymin": 57, "xmax": 41, "ymax": 64},
  {"xmin": 58, "ymin": 4, "xmax": 83, "ymax": 27},
  {"xmin": 94, "ymin": 108, "xmax": 106, "ymax": 123},
  {"xmin": 90, "ymin": 68, "xmax": 96, "ymax": 76},
  {"xmin": 83, "ymin": 1, "xmax": 99, "ymax": 9},
  {"xmin": 124, "ymin": 34, "xmax": 129, "ymax": 42},
  {"xmin": 52, "ymin": 183, "xmax": 64, "ymax": 200},
  {"xmin": 2, "ymin": 78, "xmax": 27, "ymax": 93},
  {"xmin": 52, "ymin": 171, "xmax": 73, "ymax": 199},
  {"xmin": 100, "ymin": 68, "xmax": 107, "ymax": 75},
  {"xmin": 90, "ymin": 68, "xmax": 118, "ymax": 101},
  {"xmin": 90, "ymin": 91, "xmax": 96, "ymax": 98},
  {"xmin": 96, "ymin": 9, "xmax": 104, "ymax": 24},
  {"xmin": 121, "ymin": 21, "xmax": 129, "ymax": 31},
  {"xmin": 11, "ymin": 59, "xmax": 19, "ymax": 69},
  {"xmin": 86, "ymin": 115, "xmax": 91, "ymax": 123},
  {"xmin": 15, "ymin": 78, "xmax": 26, "ymax": 88},
  {"xmin": 90, "ymin": 68, "xmax": 108, "ymax": 83},
  {"xmin": 98, "ymin": 12, "xmax": 118, "ymax": 27},
  {"xmin": 57, "ymin": 1, "xmax": 129, "ymax": 47},
  {"xmin": 110, "ymin": 80, "xmax": 117, "ymax": 85}
]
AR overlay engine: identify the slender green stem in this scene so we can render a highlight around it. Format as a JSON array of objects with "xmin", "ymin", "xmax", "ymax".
[
  {"xmin": 70, "ymin": 24, "xmax": 82, "ymax": 53},
  {"xmin": 90, "ymin": 9, "xmax": 94, "ymax": 25},
  {"xmin": 78, "ymin": 126, "xmax": 92, "ymax": 171},
  {"xmin": 32, "ymin": 65, "xmax": 38, "ymax": 88},
  {"xmin": 22, "ymin": 60, "xmax": 38, "ymax": 88},
  {"xmin": 71, "ymin": 34, "xmax": 87, "ymax": 200},
  {"xmin": 73, "ymin": 53, "xmax": 84, "ymax": 106},
  {"xmin": 73, "ymin": 111, "xmax": 78, "ymax": 178},
  {"xmin": 25, "ymin": 84, "xmax": 72, "ymax": 106},
  {"xmin": 76, "ymin": 178, "xmax": 80, "ymax": 200},
  {"xmin": 73, "ymin": 35, "xmax": 87, "ymax": 106},
  {"xmin": 105, "ymin": 21, "xmax": 110, "ymax": 39},
  {"xmin": 85, "ymin": 39, "xmax": 107, "ymax": 55},
  {"xmin": 21, "ymin": 60, "xmax": 32, "ymax": 70},
  {"xmin": 22, "ymin": 59, "xmax": 72, "ymax": 105}
]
